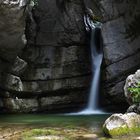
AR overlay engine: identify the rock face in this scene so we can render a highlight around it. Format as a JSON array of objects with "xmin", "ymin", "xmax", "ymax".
[
  {"xmin": 100, "ymin": 0, "xmax": 140, "ymax": 110},
  {"xmin": 103, "ymin": 113, "xmax": 140, "ymax": 137},
  {"xmin": 0, "ymin": 0, "xmax": 28, "ymax": 112},
  {"xmin": 0, "ymin": 0, "xmax": 140, "ymax": 113},
  {"xmin": 0, "ymin": 0, "xmax": 93, "ymax": 113},
  {"xmin": 0, "ymin": 0, "xmax": 26, "ymax": 61}
]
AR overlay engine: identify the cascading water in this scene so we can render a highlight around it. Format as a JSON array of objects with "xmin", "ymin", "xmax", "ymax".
[
  {"xmin": 67, "ymin": 10, "xmax": 106, "ymax": 115},
  {"xmin": 83, "ymin": 14, "xmax": 104, "ymax": 114},
  {"xmin": 75, "ymin": 12, "xmax": 105, "ymax": 115}
]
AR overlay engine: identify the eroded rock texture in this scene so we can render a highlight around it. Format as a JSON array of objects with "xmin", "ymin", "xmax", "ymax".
[
  {"xmin": 0, "ymin": 0, "xmax": 140, "ymax": 113},
  {"xmin": 0, "ymin": 0, "xmax": 28, "ymax": 112},
  {"xmin": 0, "ymin": 0, "xmax": 93, "ymax": 113},
  {"xmin": 100, "ymin": 0, "xmax": 140, "ymax": 110}
]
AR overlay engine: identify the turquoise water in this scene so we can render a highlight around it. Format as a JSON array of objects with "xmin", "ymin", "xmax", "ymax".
[
  {"xmin": 0, "ymin": 114, "xmax": 109, "ymax": 129},
  {"xmin": 0, "ymin": 114, "xmax": 110, "ymax": 139}
]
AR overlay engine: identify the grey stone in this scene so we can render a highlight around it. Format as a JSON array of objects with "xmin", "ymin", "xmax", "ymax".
[
  {"xmin": 103, "ymin": 113, "xmax": 140, "ymax": 137},
  {"xmin": 0, "ymin": 74, "xmax": 23, "ymax": 92},
  {"xmin": 27, "ymin": 0, "xmax": 86, "ymax": 46},
  {"xmin": 101, "ymin": 0, "xmax": 140, "ymax": 109},
  {"xmin": 0, "ymin": 0, "xmax": 26, "ymax": 61},
  {"xmin": 21, "ymin": 45, "xmax": 91, "ymax": 81},
  {"xmin": 127, "ymin": 104, "xmax": 140, "ymax": 114},
  {"xmin": 104, "ymin": 52, "xmax": 140, "ymax": 82},
  {"xmin": 124, "ymin": 69, "xmax": 140, "ymax": 105},
  {"xmin": 1, "ymin": 0, "xmax": 140, "ymax": 113},
  {"xmin": 22, "ymin": 75, "xmax": 90, "ymax": 93},
  {"xmin": 3, "ymin": 98, "xmax": 38, "ymax": 112},
  {"xmin": 10, "ymin": 56, "xmax": 27, "ymax": 76}
]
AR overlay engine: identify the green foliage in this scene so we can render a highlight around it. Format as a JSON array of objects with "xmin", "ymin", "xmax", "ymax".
[
  {"xmin": 128, "ymin": 82, "xmax": 140, "ymax": 103},
  {"xmin": 23, "ymin": 128, "xmax": 59, "ymax": 137},
  {"xmin": 22, "ymin": 129, "xmax": 61, "ymax": 140},
  {"xmin": 104, "ymin": 126, "xmax": 140, "ymax": 137}
]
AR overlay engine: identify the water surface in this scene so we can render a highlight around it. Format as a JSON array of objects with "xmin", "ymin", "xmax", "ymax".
[{"xmin": 0, "ymin": 114, "xmax": 109, "ymax": 127}]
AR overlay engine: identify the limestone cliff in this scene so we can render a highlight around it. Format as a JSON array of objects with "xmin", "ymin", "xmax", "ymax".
[
  {"xmin": 0, "ymin": 0, "xmax": 92, "ymax": 113},
  {"xmin": 100, "ymin": 0, "xmax": 140, "ymax": 110},
  {"xmin": 0, "ymin": 0, "xmax": 140, "ymax": 113}
]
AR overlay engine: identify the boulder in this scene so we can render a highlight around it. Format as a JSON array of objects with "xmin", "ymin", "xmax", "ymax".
[
  {"xmin": 127, "ymin": 104, "xmax": 140, "ymax": 114},
  {"xmin": 124, "ymin": 69, "xmax": 140, "ymax": 105},
  {"xmin": 103, "ymin": 113, "xmax": 140, "ymax": 137}
]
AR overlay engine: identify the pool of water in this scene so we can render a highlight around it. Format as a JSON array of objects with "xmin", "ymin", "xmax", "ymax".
[
  {"xmin": 0, "ymin": 114, "xmax": 109, "ymax": 127},
  {"xmin": 0, "ymin": 114, "xmax": 111, "ymax": 139}
]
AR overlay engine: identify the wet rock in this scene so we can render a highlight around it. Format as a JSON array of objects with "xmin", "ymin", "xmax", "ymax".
[{"xmin": 103, "ymin": 113, "xmax": 140, "ymax": 137}]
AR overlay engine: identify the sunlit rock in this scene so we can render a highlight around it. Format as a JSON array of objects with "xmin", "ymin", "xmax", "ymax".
[{"xmin": 103, "ymin": 113, "xmax": 140, "ymax": 137}]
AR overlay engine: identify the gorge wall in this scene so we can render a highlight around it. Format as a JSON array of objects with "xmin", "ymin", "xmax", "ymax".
[
  {"xmin": 0, "ymin": 0, "xmax": 92, "ymax": 113},
  {"xmin": 0, "ymin": 0, "xmax": 140, "ymax": 113},
  {"xmin": 101, "ymin": 0, "xmax": 140, "ymax": 111}
]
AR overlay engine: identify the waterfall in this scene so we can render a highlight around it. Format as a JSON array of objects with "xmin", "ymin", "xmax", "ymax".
[
  {"xmin": 85, "ymin": 14, "xmax": 103, "ymax": 113},
  {"xmin": 67, "ymin": 13, "xmax": 106, "ymax": 115},
  {"xmin": 77, "ymin": 14, "xmax": 104, "ymax": 115}
]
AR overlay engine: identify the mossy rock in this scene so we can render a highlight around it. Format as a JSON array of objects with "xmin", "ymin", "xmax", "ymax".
[
  {"xmin": 103, "ymin": 113, "xmax": 140, "ymax": 138},
  {"xmin": 103, "ymin": 125, "xmax": 140, "ymax": 137}
]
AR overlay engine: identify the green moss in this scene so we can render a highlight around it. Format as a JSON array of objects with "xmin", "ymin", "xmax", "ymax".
[
  {"xmin": 103, "ymin": 126, "xmax": 140, "ymax": 138},
  {"xmin": 21, "ymin": 127, "xmax": 94, "ymax": 140},
  {"xmin": 22, "ymin": 128, "xmax": 59, "ymax": 137},
  {"xmin": 128, "ymin": 82, "xmax": 140, "ymax": 103}
]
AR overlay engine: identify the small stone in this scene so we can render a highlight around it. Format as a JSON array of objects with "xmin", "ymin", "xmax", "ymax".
[{"xmin": 80, "ymin": 134, "xmax": 98, "ymax": 139}]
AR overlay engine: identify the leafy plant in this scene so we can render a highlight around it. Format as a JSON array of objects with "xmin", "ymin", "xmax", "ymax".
[{"xmin": 128, "ymin": 82, "xmax": 140, "ymax": 103}]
